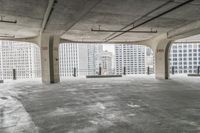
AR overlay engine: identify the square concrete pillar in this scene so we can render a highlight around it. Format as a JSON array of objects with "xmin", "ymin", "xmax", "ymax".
[{"xmin": 40, "ymin": 34, "xmax": 60, "ymax": 84}]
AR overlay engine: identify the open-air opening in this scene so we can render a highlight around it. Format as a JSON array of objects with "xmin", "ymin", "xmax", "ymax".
[
  {"xmin": 169, "ymin": 42, "xmax": 200, "ymax": 76},
  {"xmin": 0, "ymin": 40, "xmax": 41, "ymax": 81},
  {"xmin": 59, "ymin": 43, "xmax": 155, "ymax": 81},
  {"xmin": 2, "ymin": 40, "xmax": 200, "ymax": 82}
]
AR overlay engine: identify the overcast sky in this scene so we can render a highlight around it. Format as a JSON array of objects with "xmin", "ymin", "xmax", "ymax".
[{"xmin": 103, "ymin": 44, "xmax": 115, "ymax": 54}]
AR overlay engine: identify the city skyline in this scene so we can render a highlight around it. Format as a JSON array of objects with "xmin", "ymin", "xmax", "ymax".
[{"xmin": 1, "ymin": 41, "xmax": 200, "ymax": 80}]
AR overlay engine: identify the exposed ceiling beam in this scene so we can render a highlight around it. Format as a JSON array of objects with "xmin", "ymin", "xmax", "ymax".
[
  {"xmin": 0, "ymin": 36, "xmax": 39, "ymax": 45},
  {"xmin": 60, "ymin": 0, "xmax": 102, "ymax": 36},
  {"xmin": 104, "ymin": 0, "xmax": 174, "ymax": 41},
  {"xmin": 105, "ymin": 0, "xmax": 194, "ymax": 42},
  {"xmin": 167, "ymin": 20, "xmax": 200, "ymax": 40},
  {"xmin": 40, "ymin": 0, "xmax": 57, "ymax": 34},
  {"xmin": 0, "ymin": 35, "xmax": 15, "ymax": 38}
]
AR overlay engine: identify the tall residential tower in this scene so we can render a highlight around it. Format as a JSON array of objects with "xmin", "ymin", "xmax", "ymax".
[
  {"xmin": 0, "ymin": 41, "xmax": 41, "ymax": 80},
  {"xmin": 115, "ymin": 44, "xmax": 147, "ymax": 75},
  {"xmin": 170, "ymin": 43, "xmax": 200, "ymax": 74}
]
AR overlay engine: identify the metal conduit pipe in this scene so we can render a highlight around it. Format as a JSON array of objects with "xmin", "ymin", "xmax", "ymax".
[
  {"xmin": 105, "ymin": 0, "xmax": 194, "ymax": 42},
  {"xmin": 40, "ymin": 0, "xmax": 57, "ymax": 33},
  {"xmin": 91, "ymin": 29, "xmax": 157, "ymax": 33},
  {"xmin": 104, "ymin": 0, "xmax": 175, "ymax": 40}
]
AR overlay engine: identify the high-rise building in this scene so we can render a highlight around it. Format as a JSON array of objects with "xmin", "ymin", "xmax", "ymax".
[
  {"xmin": 145, "ymin": 47, "xmax": 155, "ymax": 74},
  {"xmin": 59, "ymin": 43, "xmax": 79, "ymax": 77},
  {"xmin": 0, "ymin": 42, "xmax": 104, "ymax": 80},
  {"xmin": 2, "ymin": 41, "xmax": 200, "ymax": 79},
  {"xmin": 87, "ymin": 44, "xmax": 103, "ymax": 75},
  {"xmin": 0, "ymin": 41, "xmax": 41, "ymax": 80},
  {"xmin": 170, "ymin": 43, "xmax": 200, "ymax": 74},
  {"xmin": 115, "ymin": 44, "xmax": 147, "ymax": 75},
  {"xmin": 59, "ymin": 43, "xmax": 88, "ymax": 77},
  {"xmin": 0, "ymin": 44, "xmax": 3, "ymax": 80},
  {"xmin": 59, "ymin": 43, "xmax": 103, "ymax": 77},
  {"xmin": 101, "ymin": 51, "xmax": 113, "ymax": 75}
]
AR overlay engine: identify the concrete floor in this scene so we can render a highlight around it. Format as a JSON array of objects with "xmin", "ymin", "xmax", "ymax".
[{"xmin": 0, "ymin": 75, "xmax": 200, "ymax": 133}]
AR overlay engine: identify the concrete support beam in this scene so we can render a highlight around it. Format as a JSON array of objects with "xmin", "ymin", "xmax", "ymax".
[
  {"xmin": 0, "ymin": 36, "xmax": 39, "ymax": 46},
  {"xmin": 139, "ymin": 34, "xmax": 172, "ymax": 80},
  {"xmin": 167, "ymin": 20, "xmax": 200, "ymax": 40},
  {"xmin": 39, "ymin": 33, "xmax": 60, "ymax": 84}
]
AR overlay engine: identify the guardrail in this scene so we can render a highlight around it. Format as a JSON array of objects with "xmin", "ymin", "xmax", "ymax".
[{"xmin": 170, "ymin": 66, "xmax": 200, "ymax": 75}]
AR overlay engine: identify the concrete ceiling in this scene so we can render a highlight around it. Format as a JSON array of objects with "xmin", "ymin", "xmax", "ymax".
[
  {"xmin": 0, "ymin": 0, "xmax": 200, "ymax": 42},
  {"xmin": 176, "ymin": 34, "xmax": 200, "ymax": 42}
]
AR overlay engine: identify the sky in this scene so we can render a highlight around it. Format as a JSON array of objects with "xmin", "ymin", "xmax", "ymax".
[{"xmin": 103, "ymin": 44, "xmax": 115, "ymax": 54}]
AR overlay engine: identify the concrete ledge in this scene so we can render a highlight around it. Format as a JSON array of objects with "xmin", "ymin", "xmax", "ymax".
[
  {"xmin": 86, "ymin": 75, "xmax": 122, "ymax": 78},
  {"xmin": 0, "ymin": 80, "xmax": 4, "ymax": 83},
  {"xmin": 188, "ymin": 74, "xmax": 200, "ymax": 77}
]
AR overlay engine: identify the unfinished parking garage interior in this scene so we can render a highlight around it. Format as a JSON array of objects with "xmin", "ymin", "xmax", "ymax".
[{"xmin": 0, "ymin": 0, "xmax": 200, "ymax": 133}]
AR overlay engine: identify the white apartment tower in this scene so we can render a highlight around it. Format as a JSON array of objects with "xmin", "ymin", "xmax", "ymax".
[
  {"xmin": 101, "ymin": 51, "xmax": 113, "ymax": 75},
  {"xmin": 115, "ymin": 44, "xmax": 146, "ymax": 75},
  {"xmin": 170, "ymin": 43, "xmax": 200, "ymax": 74},
  {"xmin": 59, "ymin": 43, "xmax": 103, "ymax": 77},
  {"xmin": 59, "ymin": 43, "xmax": 88, "ymax": 77},
  {"xmin": 87, "ymin": 44, "xmax": 103, "ymax": 75},
  {"xmin": 0, "ymin": 41, "xmax": 41, "ymax": 80}
]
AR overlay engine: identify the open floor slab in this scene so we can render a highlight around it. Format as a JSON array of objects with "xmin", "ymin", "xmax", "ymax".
[{"xmin": 0, "ymin": 75, "xmax": 200, "ymax": 133}]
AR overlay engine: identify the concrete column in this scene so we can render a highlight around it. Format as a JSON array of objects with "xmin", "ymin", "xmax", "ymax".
[
  {"xmin": 39, "ymin": 33, "xmax": 60, "ymax": 84},
  {"xmin": 153, "ymin": 40, "xmax": 171, "ymax": 79}
]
